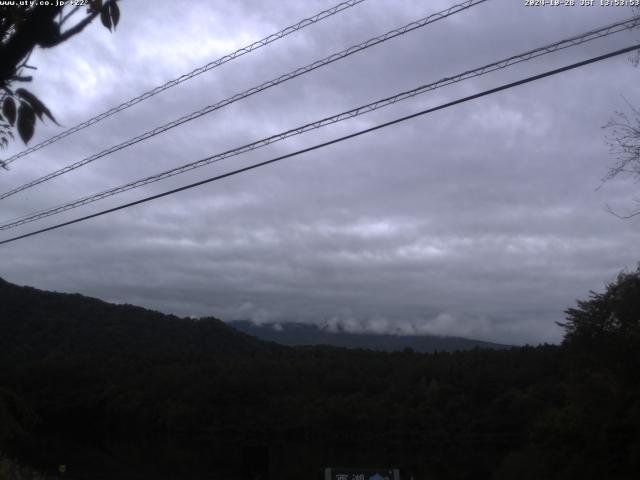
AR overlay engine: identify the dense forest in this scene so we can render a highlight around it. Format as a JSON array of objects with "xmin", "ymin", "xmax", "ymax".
[{"xmin": 0, "ymin": 269, "xmax": 639, "ymax": 479}]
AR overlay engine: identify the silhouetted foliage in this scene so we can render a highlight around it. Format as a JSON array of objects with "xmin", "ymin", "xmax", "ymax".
[
  {"xmin": 603, "ymin": 103, "xmax": 640, "ymax": 217},
  {"xmin": 0, "ymin": 1, "xmax": 120, "ymax": 155},
  {"xmin": 561, "ymin": 265, "xmax": 640, "ymax": 344},
  {"xmin": 0, "ymin": 388, "xmax": 35, "ymax": 444}
]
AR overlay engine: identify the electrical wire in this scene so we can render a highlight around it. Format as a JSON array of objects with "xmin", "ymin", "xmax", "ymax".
[
  {"xmin": 1, "ymin": 43, "xmax": 637, "ymax": 247},
  {"xmin": 0, "ymin": 0, "xmax": 489, "ymax": 201},
  {"xmin": 2, "ymin": 15, "xmax": 638, "ymax": 231},
  {"xmin": 0, "ymin": 0, "xmax": 367, "ymax": 167}
]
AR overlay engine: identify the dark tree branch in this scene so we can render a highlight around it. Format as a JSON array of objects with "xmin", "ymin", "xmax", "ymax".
[
  {"xmin": 59, "ymin": 6, "xmax": 81, "ymax": 27},
  {"xmin": 54, "ymin": 8, "xmax": 104, "ymax": 46},
  {"xmin": 602, "ymin": 94, "xmax": 640, "ymax": 219},
  {"xmin": 604, "ymin": 203, "xmax": 640, "ymax": 219},
  {"xmin": 0, "ymin": 1, "xmax": 120, "ymax": 153},
  {"xmin": 0, "ymin": 6, "xmax": 62, "ymax": 83}
]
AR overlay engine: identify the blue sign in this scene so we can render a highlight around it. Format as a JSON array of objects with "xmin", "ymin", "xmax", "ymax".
[{"xmin": 324, "ymin": 468, "xmax": 400, "ymax": 480}]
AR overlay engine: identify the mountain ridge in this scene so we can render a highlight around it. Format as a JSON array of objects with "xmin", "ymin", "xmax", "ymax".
[
  {"xmin": 228, "ymin": 320, "xmax": 510, "ymax": 352},
  {"xmin": 0, "ymin": 276, "xmax": 508, "ymax": 356},
  {"xmin": 0, "ymin": 277, "xmax": 274, "ymax": 359}
]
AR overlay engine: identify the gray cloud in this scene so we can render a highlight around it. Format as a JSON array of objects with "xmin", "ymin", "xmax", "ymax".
[{"xmin": 1, "ymin": 0, "xmax": 640, "ymax": 345}]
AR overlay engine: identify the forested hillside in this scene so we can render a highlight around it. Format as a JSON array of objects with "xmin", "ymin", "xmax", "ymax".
[
  {"xmin": 1, "ymin": 272, "xmax": 639, "ymax": 479},
  {"xmin": 0, "ymin": 277, "xmax": 271, "ymax": 359}
]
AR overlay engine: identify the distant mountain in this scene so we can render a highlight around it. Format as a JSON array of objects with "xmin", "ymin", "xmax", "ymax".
[
  {"xmin": 228, "ymin": 320, "xmax": 510, "ymax": 352},
  {"xmin": 0, "ymin": 276, "xmax": 507, "ymax": 361},
  {"xmin": 0, "ymin": 277, "xmax": 272, "ymax": 359}
]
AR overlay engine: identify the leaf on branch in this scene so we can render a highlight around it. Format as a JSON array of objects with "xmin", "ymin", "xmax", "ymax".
[
  {"xmin": 109, "ymin": 1, "xmax": 120, "ymax": 29},
  {"xmin": 89, "ymin": 0, "xmax": 103, "ymax": 14},
  {"xmin": 100, "ymin": 5, "xmax": 112, "ymax": 31},
  {"xmin": 16, "ymin": 88, "xmax": 58, "ymax": 125},
  {"xmin": 2, "ymin": 97, "xmax": 16, "ymax": 126},
  {"xmin": 17, "ymin": 102, "xmax": 35, "ymax": 144}
]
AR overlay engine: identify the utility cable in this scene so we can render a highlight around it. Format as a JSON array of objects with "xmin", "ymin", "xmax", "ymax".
[
  {"xmin": 0, "ymin": 0, "xmax": 489, "ymax": 201},
  {"xmin": 1, "ymin": 43, "xmax": 637, "ymax": 246},
  {"xmin": 0, "ymin": 0, "xmax": 367, "ymax": 167},
  {"xmin": 1, "ymin": 15, "xmax": 638, "ymax": 230}
]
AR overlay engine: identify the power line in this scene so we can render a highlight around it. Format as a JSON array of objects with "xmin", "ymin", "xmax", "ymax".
[
  {"xmin": 0, "ymin": 0, "xmax": 489, "ymax": 201},
  {"xmin": 1, "ymin": 43, "xmax": 637, "ymax": 247},
  {"xmin": 2, "ymin": 15, "xmax": 638, "ymax": 231},
  {"xmin": 0, "ymin": 0, "xmax": 367, "ymax": 167}
]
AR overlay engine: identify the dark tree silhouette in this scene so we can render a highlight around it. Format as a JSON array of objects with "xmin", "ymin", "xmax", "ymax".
[
  {"xmin": 602, "ymin": 12, "xmax": 640, "ymax": 218},
  {"xmin": 0, "ymin": 388, "xmax": 35, "ymax": 444},
  {"xmin": 603, "ymin": 103, "xmax": 640, "ymax": 218},
  {"xmin": 0, "ymin": 0, "xmax": 120, "ymax": 160},
  {"xmin": 560, "ymin": 265, "xmax": 640, "ymax": 343}
]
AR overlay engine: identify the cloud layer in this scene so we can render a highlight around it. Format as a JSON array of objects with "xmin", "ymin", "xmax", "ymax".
[{"xmin": 1, "ymin": 0, "xmax": 640, "ymax": 344}]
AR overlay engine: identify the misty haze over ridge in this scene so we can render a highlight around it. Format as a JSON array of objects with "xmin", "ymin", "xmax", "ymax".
[
  {"xmin": 0, "ymin": 276, "xmax": 506, "ymax": 357},
  {"xmin": 0, "ymin": 274, "xmax": 511, "ymax": 351},
  {"xmin": 229, "ymin": 320, "xmax": 511, "ymax": 352}
]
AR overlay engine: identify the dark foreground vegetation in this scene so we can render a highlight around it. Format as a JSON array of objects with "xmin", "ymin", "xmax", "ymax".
[{"xmin": 0, "ymin": 269, "xmax": 639, "ymax": 479}]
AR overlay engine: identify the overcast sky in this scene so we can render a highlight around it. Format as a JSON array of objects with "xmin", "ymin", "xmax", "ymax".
[{"xmin": 1, "ymin": 0, "xmax": 639, "ymax": 344}]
